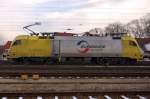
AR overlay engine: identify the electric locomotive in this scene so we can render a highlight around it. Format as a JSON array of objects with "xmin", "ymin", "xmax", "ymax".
[
  {"xmin": 6, "ymin": 23, "xmax": 144, "ymax": 65},
  {"xmin": 7, "ymin": 33, "xmax": 143, "ymax": 65}
]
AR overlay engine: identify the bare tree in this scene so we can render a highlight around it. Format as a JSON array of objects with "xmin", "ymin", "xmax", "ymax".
[
  {"xmin": 88, "ymin": 13, "xmax": 150, "ymax": 37},
  {"xmin": 127, "ymin": 19, "xmax": 145, "ymax": 37},
  {"xmin": 126, "ymin": 13, "xmax": 150, "ymax": 37},
  {"xmin": 144, "ymin": 20, "xmax": 150, "ymax": 33},
  {"xmin": 105, "ymin": 22, "xmax": 127, "ymax": 34}
]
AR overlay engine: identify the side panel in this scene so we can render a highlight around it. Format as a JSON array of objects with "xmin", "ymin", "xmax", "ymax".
[
  {"xmin": 26, "ymin": 39, "xmax": 52, "ymax": 57},
  {"xmin": 55, "ymin": 36, "xmax": 122, "ymax": 57}
]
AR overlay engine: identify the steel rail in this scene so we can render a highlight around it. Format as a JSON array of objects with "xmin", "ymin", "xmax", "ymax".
[
  {"xmin": 1, "ymin": 60, "xmax": 150, "ymax": 66},
  {"xmin": 0, "ymin": 78, "xmax": 149, "ymax": 98},
  {"xmin": 0, "ymin": 65, "xmax": 149, "ymax": 77}
]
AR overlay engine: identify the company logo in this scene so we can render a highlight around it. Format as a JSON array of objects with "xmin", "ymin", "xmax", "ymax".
[{"xmin": 77, "ymin": 40, "xmax": 89, "ymax": 53}]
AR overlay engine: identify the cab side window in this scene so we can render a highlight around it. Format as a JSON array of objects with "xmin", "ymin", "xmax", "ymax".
[
  {"xmin": 129, "ymin": 41, "xmax": 137, "ymax": 46},
  {"xmin": 12, "ymin": 40, "xmax": 22, "ymax": 46}
]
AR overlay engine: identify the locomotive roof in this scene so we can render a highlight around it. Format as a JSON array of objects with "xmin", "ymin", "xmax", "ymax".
[{"xmin": 54, "ymin": 36, "xmax": 114, "ymax": 40}]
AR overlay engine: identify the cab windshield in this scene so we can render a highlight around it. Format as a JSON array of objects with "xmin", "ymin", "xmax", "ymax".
[
  {"xmin": 129, "ymin": 41, "xmax": 137, "ymax": 47},
  {"xmin": 12, "ymin": 40, "xmax": 22, "ymax": 46}
]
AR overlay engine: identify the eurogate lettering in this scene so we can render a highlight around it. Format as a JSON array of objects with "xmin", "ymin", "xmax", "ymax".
[{"xmin": 77, "ymin": 40, "xmax": 105, "ymax": 53}]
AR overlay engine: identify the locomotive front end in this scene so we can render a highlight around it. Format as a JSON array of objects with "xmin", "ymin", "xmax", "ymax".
[
  {"xmin": 7, "ymin": 35, "xmax": 53, "ymax": 63},
  {"xmin": 122, "ymin": 36, "xmax": 144, "ymax": 61}
]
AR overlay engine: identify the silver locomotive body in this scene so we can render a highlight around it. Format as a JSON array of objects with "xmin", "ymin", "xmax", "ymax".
[{"xmin": 53, "ymin": 36, "xmax": 122, "ymax": 58}]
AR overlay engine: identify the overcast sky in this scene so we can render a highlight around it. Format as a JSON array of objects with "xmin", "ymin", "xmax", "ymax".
[{"xmin": 0, "ymin": 0, "xmax": 150, "ymax": 44}]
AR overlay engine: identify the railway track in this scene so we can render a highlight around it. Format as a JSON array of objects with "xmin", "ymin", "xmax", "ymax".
[
  {"xmin": 0, "ymin": 65, "xmax": 150, "ymax": 77},
  {"xmin": 0, "ymin": 93, "xmax": 149, "ymax": 99},
  {"xmin": 0, "ymin": 78, "xmax": 149, "ymax": 99},
  {"xmin": 1, "ymin": 60, "xmax": 150, "ymax": 66},
  {"xmin": 0, "ymin": 61, "xmax": 150, "ymax": 98}
]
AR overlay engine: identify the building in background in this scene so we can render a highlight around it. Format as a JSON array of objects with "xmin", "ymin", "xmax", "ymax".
[
  {"xmin": 0, "ymin": 46, "xmax": 4, "ymax": 60},
  {"xmin": 3, "ymin": 41, "xmax": 12, "ymax": 60},
  {"xmin": 0, "ymin": 41, "xmax": 12, "ymax": 60}
]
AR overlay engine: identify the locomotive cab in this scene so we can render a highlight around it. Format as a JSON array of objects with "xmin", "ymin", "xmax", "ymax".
[
  {"xmin": 7, "ymin": 35, "xmax": 53, "ymax": 63},
  {"xmin": 7, "ymin": 35, "xmax": 28, "ymax": 59},
  {"xmin": 122, "ymin": 36, "xmax": 144, "ymax": 61}
]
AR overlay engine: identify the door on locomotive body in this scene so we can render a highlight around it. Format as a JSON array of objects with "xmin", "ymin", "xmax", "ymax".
[{"xmin": 53, "ymin": 39, "xmax": 60, "ymax": 57}]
